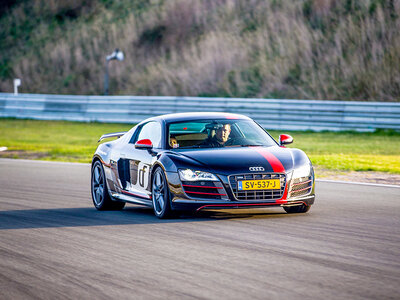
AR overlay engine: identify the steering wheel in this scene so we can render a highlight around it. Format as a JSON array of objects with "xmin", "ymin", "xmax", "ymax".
[{"xmin": 225, "ymin": 137, "xmax": 249, "ymax": 146}]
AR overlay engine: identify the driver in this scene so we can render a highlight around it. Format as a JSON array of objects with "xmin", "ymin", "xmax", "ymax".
[
  {"xmin": 170, "ymin": 137, "xmax": 178, "ymax": 148},
  {"xmin": 200, "ymin": 123, "xmax": 231, "ymax": 147}
]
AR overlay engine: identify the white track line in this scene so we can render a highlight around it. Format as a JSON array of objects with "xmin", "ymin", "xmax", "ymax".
[
  {"xmin": 1, "ymin": 158, "xmax": 399, "ymax": 188},
  {"xmin": 316, "ymin": 179, "xmax": 400, "ymax": 188},
  {"xmin": 0, "ymin": 158, "xmax": 90, "ymax": 166}
]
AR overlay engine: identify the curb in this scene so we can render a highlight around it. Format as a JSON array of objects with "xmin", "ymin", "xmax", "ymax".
[{"xmin": 316, "ymin": 179, "xmax": 400, "ymax": 188}]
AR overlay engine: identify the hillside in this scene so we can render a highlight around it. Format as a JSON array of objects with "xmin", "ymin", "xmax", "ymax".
[{"xmin": 0, "ymin": 0, "xmax": 399, "ymax": 101}]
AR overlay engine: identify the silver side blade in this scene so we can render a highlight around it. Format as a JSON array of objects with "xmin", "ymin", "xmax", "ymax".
[{"xmin": 98, "ymin": 131, "xmax": 127, "ymax": 143}]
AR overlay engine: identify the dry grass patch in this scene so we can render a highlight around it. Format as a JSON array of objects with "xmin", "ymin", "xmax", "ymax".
[{"xmin": 0, "ymin": 0, "xmax": 399, "ymax": 100}]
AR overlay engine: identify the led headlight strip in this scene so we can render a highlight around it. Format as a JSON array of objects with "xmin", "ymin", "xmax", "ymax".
[{"xmin": 178, "ymin": 169, "xmax": 218, "ymax": 181}]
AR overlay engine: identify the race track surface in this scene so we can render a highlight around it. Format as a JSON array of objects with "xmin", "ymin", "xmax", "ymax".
[{"xmin": 0, "ymin": 159, "xmax": 399, "ymax": 299}]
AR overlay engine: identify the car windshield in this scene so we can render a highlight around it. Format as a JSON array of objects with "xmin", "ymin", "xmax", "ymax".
[{"xmin": 167, "ymin": 119, "xmax": 277, "ymax": 149}]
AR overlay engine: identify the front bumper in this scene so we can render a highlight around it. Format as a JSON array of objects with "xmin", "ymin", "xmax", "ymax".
[
  {"xmin": 171, "ymin": 194, "xmax": 315, "ymax": 212},
  {"xmin": 166, "ymin": 171, "xmax": 315, "ymax": 212}
]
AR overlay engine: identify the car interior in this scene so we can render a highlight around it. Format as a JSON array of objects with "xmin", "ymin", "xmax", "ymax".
[{"xmin": 168, "ymin": 121, "xmax": 242, "ymax": 148}]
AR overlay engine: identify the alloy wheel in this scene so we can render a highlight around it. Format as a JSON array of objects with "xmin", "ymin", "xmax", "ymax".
[
  {"xmin": 152, "ymin": 170, "xmax": 165, "ymax": 215},
  {"xmin": 92, "ymin": 164, "xmax": 104, "ymax": 206}
]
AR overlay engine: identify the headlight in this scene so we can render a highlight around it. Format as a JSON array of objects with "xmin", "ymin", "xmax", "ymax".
[
  {"xmin": 178, "ymin": 169, "xmax": 218, "ymax": 181},
  {"xmin": 287, "ymin": 163, "xmax": 314, "ymax": 198},
  {"xmin": 291, "ymin": 164, "xmax": 312, "ymax": 179}
]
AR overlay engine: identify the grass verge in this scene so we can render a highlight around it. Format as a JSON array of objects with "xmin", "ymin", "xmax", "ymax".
[
  {"xmin": 268, "ymin": 130, "xmax": 400, "ymax": 174},
  {"xmin": 0, "ymin": 119, "xmax": 132, "ymax": 163},
  {"xmin": 0, "ymin": 119, "xmax": 399, "ymax": 173}
]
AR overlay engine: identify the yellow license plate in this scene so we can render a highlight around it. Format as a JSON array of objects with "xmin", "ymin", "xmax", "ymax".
[{"xmin": 238, "ymin": 179, "xmax": 281, "ymax": 191}]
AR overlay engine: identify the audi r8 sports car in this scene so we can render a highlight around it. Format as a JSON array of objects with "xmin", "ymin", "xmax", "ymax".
[{"xmin": 91, "ymin": 112, "xmax": 315, "ymax": 218}]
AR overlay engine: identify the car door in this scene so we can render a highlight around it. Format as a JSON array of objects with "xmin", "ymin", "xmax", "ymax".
[{"xmin": 117, "ymin": 121, "xmax": 163, "ymax": 201}]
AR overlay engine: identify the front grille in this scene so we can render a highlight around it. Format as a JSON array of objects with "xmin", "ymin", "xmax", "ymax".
[
  {"xmin": 229, "ymin": 173, "xmax": 286, "ymax": 201},
  {"xmin": 182, "ymin": 181, "xmax": 226, "ymax": 199},
  {"xmin": 289, "ymin": 176, "xmax": 312, "ymax": 198}
]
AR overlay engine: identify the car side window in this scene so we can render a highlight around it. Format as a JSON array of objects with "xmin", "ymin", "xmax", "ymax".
[
  {"xmin": 132, "ymin": 121, "xmax": 162, "ymax": 148},
  {"xmin": 120, "ymin": 125, "xmax": 137, "ymax": 143}
]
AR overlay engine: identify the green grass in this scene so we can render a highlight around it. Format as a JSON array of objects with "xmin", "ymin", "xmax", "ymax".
[
  {"xmin": 0, "ymin": 119, "xmax": 132, "ymax": 163},
  {"xmin": 268, "ymin": 130, "xmax": 400, "ymax": 174},
  {"xmin": 0, "ymin": 119, "xmax": 399, "ymax": 173}
]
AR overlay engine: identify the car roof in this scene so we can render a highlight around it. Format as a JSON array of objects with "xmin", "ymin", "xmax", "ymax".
[{"xmin": 143, "ymin": 112, "xmax": 251, "ymax": 124}]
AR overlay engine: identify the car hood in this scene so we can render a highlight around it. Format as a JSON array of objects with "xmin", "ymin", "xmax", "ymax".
[{"xmin": 176, "ymin": 146, "xmax": 296, "ymax": 175}]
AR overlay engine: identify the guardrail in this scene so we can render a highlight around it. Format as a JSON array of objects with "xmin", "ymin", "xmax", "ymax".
[{"xmin": 0, "ymin": 93, "xmax": 399, "ymax": 131}]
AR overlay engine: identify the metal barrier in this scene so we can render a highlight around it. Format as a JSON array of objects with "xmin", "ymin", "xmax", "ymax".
[{"xmin": 0, "ymin": 93, "xmax": 399, "ymax": 131}]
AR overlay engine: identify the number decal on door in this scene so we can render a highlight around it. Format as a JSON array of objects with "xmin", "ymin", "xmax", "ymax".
[{"xmin": 138, "ymin": 162, "xmax": 149, "ymax": 189}]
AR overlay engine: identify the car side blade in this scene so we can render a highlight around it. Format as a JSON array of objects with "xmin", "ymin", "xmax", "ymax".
[{"xmin": 98, "ymin": 132, "xmax": 127, "ymax": 143}]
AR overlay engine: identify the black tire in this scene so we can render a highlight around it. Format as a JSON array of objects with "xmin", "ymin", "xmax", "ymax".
[
  {"xmin": 91, "ymin": 160, "xmax": 125, "ymax": 211},
  {"xmin": 283, "ymin": 204, "xmax": 311, "ymax": 214},
  {"xmin": 151, "ymin": 167, "xmax": 174, "ymax": 218}
]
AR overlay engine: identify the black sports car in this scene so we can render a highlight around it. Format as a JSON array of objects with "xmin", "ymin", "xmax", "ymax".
[{"xmin": 91, "ymin": 112, "xmax": 315, "ymax": 218}]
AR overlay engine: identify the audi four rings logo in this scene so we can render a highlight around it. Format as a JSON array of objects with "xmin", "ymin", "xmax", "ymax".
[{"xmin": 249, "ymin": 166, "xmax": 265, "ymax": 171}]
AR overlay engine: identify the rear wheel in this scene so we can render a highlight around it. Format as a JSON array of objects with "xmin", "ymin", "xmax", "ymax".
[
  {"xmin": 152, "ymin": 167, "xmax": 174, "ymax": 218},
  {"xmin": 283, "ymin": 204, "xmax": 310, "ymax": 214},
  {"xmin": 91, "ymin": 160, "xmax": 125, "ymax": 210}
]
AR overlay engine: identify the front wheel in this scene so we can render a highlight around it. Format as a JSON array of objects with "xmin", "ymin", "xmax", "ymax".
[
  {"xmin": 152, "ymin": 167, "xmax": 174, "ymax": 218},
  {"xmin": 283, "ymin": 204, "xmax": 310, "ymax": 214},
  {"xmin": 91, "ymin": 160, "xmax": 125, "ymax": 210}
]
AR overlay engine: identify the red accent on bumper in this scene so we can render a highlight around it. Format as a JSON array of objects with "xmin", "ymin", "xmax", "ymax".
[
  {"xmin": 100, "ymin": 159, "xmax": 111, "ymax": 168},
  {"xmin": 292, "ymin": 179, "xmax": 312, "ymax": 186},
  {"xmin": 195, "ymin": 180, "xmax": 290, "ymax": 211},
  {"xmin": 275, "ymin": 182, "xmax": 288, "ymax": 204},
  {"xmin": 290, "ymin": 186, "xmax": 311, "ymax": 193},
  {"xmin": 182, "ymin": 184, "xmax": 223, "ymax": 189},
  {"xmin": 284, "ymin": 201, "xmax": 308, "ymax": 207},
  {"xmin": 185, "ymin": 191, "xmax": 227, "ymax": 196},
  {"xmin": 196, "ymin": 202, "xmax": 281, "ymax": 211}
]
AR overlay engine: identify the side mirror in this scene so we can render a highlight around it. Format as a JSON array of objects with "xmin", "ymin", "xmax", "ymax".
[
  {"xmin": 279, "ymin": 134, "xmax": 293, "ymax": 146},
  {"xmin": 135, "ymin": 139, "xmax": 153, "ymax": 149}
]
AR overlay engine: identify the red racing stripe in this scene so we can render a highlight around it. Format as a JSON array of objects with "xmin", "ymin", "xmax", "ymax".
[
  {"xmin": 254, "ymin": 148, "xmax": 285, "ymax": 173},
  {"xmin": 224, "ymin": 113, "xmax": 239, "ymax": 119}
]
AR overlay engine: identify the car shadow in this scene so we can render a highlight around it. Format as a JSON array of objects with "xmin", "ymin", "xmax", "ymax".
[
  {"xmin": 0, "ymin": 205, "xmax": 289, "ymax": 230},
  {"xmin": 187, "ymin": 208, "xmax": 288, "ymax": 220}
]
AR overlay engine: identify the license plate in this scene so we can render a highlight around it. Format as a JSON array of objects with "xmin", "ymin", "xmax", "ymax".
[{"xmin": 238, "ymin": 179, "xmax": 281, "ymax": 191}]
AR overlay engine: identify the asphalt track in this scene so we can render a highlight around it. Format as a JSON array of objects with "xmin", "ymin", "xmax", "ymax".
[{"xmin": 0, "ymin": 159, "xmax": 399, "ymax": 300}]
